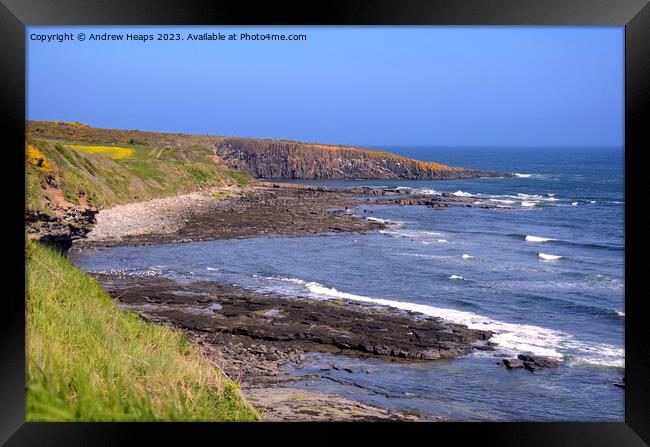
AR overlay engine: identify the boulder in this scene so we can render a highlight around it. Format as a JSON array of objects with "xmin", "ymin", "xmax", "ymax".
[
  {"xmin": 503, "ymin": 359, "xmax": 525, "ymax": 369},
  {"xmin": 516, "ymin": 354, "xmax": 560, "ymax": 368}
]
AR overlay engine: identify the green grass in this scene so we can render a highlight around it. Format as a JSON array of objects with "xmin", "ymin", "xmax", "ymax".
[
  {"xmin": 225, "ymin": 170, "xmax": 252, "ymax": 186},
  {"xmin": 26, "ymin": 138, "xmax": 251, "ymax": 213},
  {"xmin": 26, "ymin": 241, "xmax": 259, "ymax": 421}
]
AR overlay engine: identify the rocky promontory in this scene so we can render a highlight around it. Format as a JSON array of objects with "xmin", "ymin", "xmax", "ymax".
[{"xmin": 213, "ymin": 137, "xmax": 504, "ymax": 180}]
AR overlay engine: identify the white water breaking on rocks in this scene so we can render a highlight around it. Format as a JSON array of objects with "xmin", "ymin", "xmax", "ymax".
[
  {"xmin": 525, "ymin": 235, "xmax": 555, "ymax": 243},
  {"xmin": 264, "ymin": 277, "xmax": 623, "ymax": 368}
]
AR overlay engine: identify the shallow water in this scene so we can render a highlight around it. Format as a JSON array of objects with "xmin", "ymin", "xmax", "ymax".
[{"xmin": 69, "ymin": 147, "xmax": 624, "ymax": 421}]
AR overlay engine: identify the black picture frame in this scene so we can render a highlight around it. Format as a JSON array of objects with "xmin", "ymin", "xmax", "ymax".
[{"xmin": 2, "ymin": 0, "xmax": 648, "ymax": 444}]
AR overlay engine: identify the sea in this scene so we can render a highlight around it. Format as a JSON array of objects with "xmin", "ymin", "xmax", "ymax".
[{"xmin": 69, "ymin": 147, "xmax": 625, "ymax": 421}]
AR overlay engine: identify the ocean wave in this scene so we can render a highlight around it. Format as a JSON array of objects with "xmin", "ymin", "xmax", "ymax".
[
  {"xmin": 396, "ymin": 253, "xmax": 449, "ymax": 260},
  {"xmin": 437, "ymin": 239, "xmax": 449, "ymax": 243},
  {"xmin": 589, "ymin": 274, "xmax": 623, "ymax": 287},
  {"xmin": 572, "ymin": 202, "xmax": 579, "ymax": 206},
  {"xmin": 448, "ymin": 275, "xmax": 466, "ymax": 280},
  {"xmin": 462, "ymin": 254, "xmax": 475, "ymax": 260},
  {"xmin": 513, "ymin": 193, "xmax": 558, "ymax": 202},
  {"xmin": 525, "ymin": 235, "xmax": 555, "ymax": 243},
  {"xmin": 296, "ymin": 280, "xmax": 623, "ymax": 367},
  {"xmin": 539, "ymin": 253, "xmax": 563, "ymax": 261},
  {"xmin": 206, "ymin": 267, "xmax": 219, "ymax": 271},
  {"xmin": 513, "ymin": 173, "xmax": 532, "ymax": 178},
  {"xmin": 452, "ymin": 190, "xmax": 473, "ymax": 197},
  {"xmin": 265, "ymin": 275, "xmax": 308, "ymax": 285},
  {"xmin": 521, "ymin": 234, "xmax": 622, "ymax": 252},
  {"xmin": 395, "ymin": 186, "xmax": 442, "ymax": 196},
  {"xmin": 521, "ymin": 201, "xmax": 538, "ymax": 207},
  {"xmin": 366, "ymin": 217, "xmax": 388, "ymax": 223},
  {"xmin": 379, "ymin": 230, "xmax": 421, "ymax": 238},
  {"xmin": 617, "ymin": 311, "xmax": 625, "ymax": 318},
  {"xmin": 414, "ymin": 188, "xmax": 442, "ymax": 196},
  {"xmin": 516, "ymin": 193, "xmax": 540, "ymax": 199},
  {"xmin": 561, "ymin": 341, "xmax": 624, "ymax": 368}
]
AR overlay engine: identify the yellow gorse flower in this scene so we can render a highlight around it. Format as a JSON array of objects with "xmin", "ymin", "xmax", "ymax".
[{"xmin": 26, "ymin": 144, "xmax": 53, "ymax": 174}]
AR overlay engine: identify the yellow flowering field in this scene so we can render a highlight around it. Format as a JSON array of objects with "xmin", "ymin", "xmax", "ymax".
[{"xmin": 66, "ymin": 144, "xmax": 134, "ymax": 159}]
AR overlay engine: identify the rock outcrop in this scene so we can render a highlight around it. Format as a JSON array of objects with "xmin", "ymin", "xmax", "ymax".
[
  {"xmin": 213, "ymin": 138, "xmax": 503, "ymax": 180},
  {"xmin": 500, "ymin": 354, "xmax": 561, "ymax": 373},
  {"xmin": 26, "ymin": 208, "xmax": 97, "ymax": 252}
]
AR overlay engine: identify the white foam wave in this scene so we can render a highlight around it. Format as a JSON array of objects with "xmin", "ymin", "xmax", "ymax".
[
  {"xmin": 538, "ymin": 253, "xmax": 563, "ymax": 261},
  {"xmin": 437, "ymin": 239, "xmax": 449, "ymax": 243},
  {"xmin": 616, "ymin": 311, "xmax": 625, "ymax": 318},
  {"xmin": 514, "ymin": 173, "xmax": 532, "ymax": 178},
  {"xmin": 452, "ymin": 190, "xmax": 472, "ymax": 197},
  {"xmin": 366, "ymin": 217, "xmax": 387, "ymax": 223},
  {"xmin": 462, "ymin": 254, "xmax": 475, "ymax": 260},
  {"xmin": 414, "ymin": 188, "xmax": 442, "ymax": 196},
  {"xmin": 206, "ymin": 267, "xmax": 219, "ymax": 271},
  {"xmin": 498, "ymin": 193, "xmax": 558, "ymax": 203},
  {"xmin": 425, "ymin": 231, "xmax": 442, "ymax": 235},
  {"xmin": 517, "ymin": 193, "xmax": 540, "ymax": 199},
  {"xmin": 521, "ymin": 201, "xmax": 538, "ymax": 207},
  {"xmin": 379, "ymin": 230, "xmax": 421, "ymax": 238},
  {"xmin": 590, "ymin": 200, "xmax": 597, "ymax": 204},
  {"xmin": 561, "ymin": 340, "xmax": 625, "ymax": 368},
  {"xmin": 268, "ymin": 275, "xmax": 308, "ymax": 285},
  {"xmin": 572, "ymin": 202, "xmax": 579, "ymax": 206},
  {"xmin": 298, "ymin": 281, "xmax": 623, "ymax": 366},
  {"xmin": 525, "ymin": 235, "xmax": 555, "ymax": 243},
  {"xmin": 448, "ymin": 275, "xmax": 466, "ymax": 280}
]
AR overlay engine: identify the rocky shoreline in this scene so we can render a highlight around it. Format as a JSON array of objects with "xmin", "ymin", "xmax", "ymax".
[
  {"xmin": 91, "ymin": 273, "xmax": 494, "ymax": 421},
  {"xmin": 71, "ymin": 182, "xmax": 510, "ymax": 248},
  {"xmin": 43, "ymin": 183, "xmax": 525, "ymax": 421}
]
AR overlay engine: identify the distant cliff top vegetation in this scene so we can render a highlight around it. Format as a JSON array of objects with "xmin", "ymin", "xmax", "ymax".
[{"xmin": 27, "ymin": 120, "xmax": 494, "ymax": 184}]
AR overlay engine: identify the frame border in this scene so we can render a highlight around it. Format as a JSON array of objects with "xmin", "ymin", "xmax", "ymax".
[{"xmin": 2, "ymin": 0, "xmax": 648, "ymax": 445}]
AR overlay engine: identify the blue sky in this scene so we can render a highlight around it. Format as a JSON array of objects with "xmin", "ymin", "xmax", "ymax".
[{"xmin": 27, "ymin": 26, "xmax": 623, "ymax": 148}]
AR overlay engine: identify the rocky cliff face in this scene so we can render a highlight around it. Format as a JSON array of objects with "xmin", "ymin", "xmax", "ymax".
[
  {"xmin": 27, "ymin": 121, "xmax": 505, "ymax": 180},
  {"xmin": 212, "ymin": 138, "xmax": 498, "ymax": 180}
]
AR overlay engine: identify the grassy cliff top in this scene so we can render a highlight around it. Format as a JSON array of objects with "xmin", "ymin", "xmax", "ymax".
[
  {"xmin": 27, "ymin": 120, "xmax": 461, "ymax": 172},
  {"xmin": 26, "ymin": 240, "xmax": 259, "ymax": 421},
  {"xmin": 26, "ymin": 122, "xmax": 253, "ymax": 214}
]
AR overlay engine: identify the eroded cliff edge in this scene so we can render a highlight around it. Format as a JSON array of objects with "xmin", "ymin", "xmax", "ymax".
[
  {"xmin": 27, "ymin": 121, "xmax": 507, "ymax": 181},
  {"xmin": 213, "ymin": 137, "xmax": 501, "ymax": 180}
]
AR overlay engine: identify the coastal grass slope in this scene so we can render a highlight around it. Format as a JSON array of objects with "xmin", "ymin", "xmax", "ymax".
[
  {"xmin": 27, "ymin": 120, "xmax": 493, "ymax": 187},
  {"xmin": 26, "ymin": 123, "xmax": 253, "ymax": 214},
  {"xmin": 26, "ymin": 240, "xmax": 259, "ymax": 421}
]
